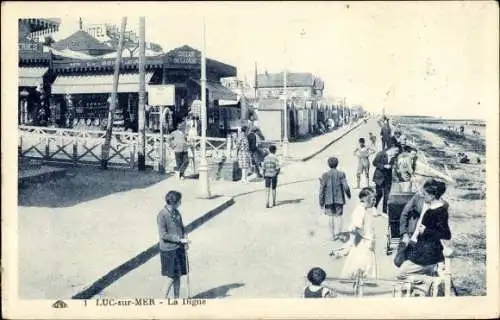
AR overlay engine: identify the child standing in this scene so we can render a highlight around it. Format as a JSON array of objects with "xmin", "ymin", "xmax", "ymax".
[
  {"xmin": 353, "ymin": 138, "xmax": 376, "ymax": 189},
  {"xmin": 262, "ymin": 145, "xmax": 280, "ymax": 208},
  {"xmin": 368, "ymin": 132, "xmax": 377, "ymax": 149},
  {"xmin": 304, "ymin": 267, "xmax": 337, "ymax": 298},
  {"xmin": 334, "ymin": 187, "xmax": 380, "ymax": 281}
]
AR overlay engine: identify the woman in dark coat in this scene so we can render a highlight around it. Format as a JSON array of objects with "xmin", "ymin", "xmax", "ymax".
[
  {"xmin": 396, "ymin": 179, "xmax": 451, "ymax": 277},
  {"xmin": 157, "ymin": 190, "xmax": 189, "ymax": 298}
]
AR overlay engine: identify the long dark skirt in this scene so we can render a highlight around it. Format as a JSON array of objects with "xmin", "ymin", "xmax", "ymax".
[{"xmin": 160, "ymin": 248, "xmax": 188, "ymax": 278}]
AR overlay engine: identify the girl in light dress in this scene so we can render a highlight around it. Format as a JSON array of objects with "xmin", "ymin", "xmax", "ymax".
[
  {"xmin": 185, "ymin": 114, "xmax": 198, "ymax": 172},
  {"xmin": 332, "ymin": 187, "xmax": 381, "ymax": 280}
]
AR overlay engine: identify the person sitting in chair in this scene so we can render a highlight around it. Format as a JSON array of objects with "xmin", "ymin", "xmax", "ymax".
[{"xmin": 396, "ymin": 179, "xmax": 451, "ymax": 278}]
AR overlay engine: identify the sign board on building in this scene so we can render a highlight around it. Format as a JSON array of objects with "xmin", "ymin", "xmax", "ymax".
[
  {"xmin": 167, "ymin": 50, "xmax": 200, "ymax": 65},
  {"xmin": 148, "ymin": 85, "xmax": 175, "ymax": 106},
  {"xmin": 19, "ymin": 41, "xmax": 43, "ymax": 54},
  {"xmin": 85, "ymin": 24, "xmax": 109, "ymax": 40},
  {"xmin": 54, "ymin": 57, "xmax": 162, "ymax": 70}
]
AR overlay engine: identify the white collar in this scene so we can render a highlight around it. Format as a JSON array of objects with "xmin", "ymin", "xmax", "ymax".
[
  {"xmin": 427, "ymin": 199, "xmax": 445, "ymax": 210},
  {"xmin": 307, "ymin": 285, "xmax": 322, "ymax": 291}
]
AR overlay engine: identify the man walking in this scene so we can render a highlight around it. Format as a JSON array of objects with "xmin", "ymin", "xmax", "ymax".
[
  {"xmin": 380, "ymin": 118, "xmax": 392, "ymax": 150},
  {"xmin": 372, "ymin": 142, "xmax": 400, "ymax": 214},
  {"xmin": 169, "ymin": 123, "xmax": 189, "ymax": 180},
  {"xmin": 319, "ymin": 157, "xmax": 352, "ymax": 241},
  {"xmin": 247, "ymin": 127, "xmax": 263, "ymax": 178}
]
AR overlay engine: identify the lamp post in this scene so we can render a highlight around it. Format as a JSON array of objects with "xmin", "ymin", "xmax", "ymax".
[
  {"xmin": 138, "ymin": 16, "xmax": 146, "ymax": 171},
  {"xmin": 282, "ymin": 66, "xmax": 288, "ymax": 158},
  {"xmin": 281, "ymin": 21, "xmax": 307, "ymax": 159},
  {"xmin": 198, "ymin": 18, "xmax": 212, "ymax": 199}
]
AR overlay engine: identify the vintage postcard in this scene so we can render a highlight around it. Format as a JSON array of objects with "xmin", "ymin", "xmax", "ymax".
[{"xmin": 2, "ymin": 1, "xmax": 499, "ymax": 319}]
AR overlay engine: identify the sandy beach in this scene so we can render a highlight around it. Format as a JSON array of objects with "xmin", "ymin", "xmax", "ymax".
[{"xmin": 395, "ymin": 116, "xmax": 486, "ymax": 296}]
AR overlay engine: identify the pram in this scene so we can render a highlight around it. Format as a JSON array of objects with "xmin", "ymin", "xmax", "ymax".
[{"xmin": 386, "ymin": 184, "xmax": 415, "ymax": 255}]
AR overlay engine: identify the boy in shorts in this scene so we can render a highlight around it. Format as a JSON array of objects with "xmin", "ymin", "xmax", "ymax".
[
  {"xmin": 262, "ymin": 145, "xmax": 280, "ymax": 208},
  {"xmin": 354, "ymin": 138, "xmax": 375, "ymax": 189}
]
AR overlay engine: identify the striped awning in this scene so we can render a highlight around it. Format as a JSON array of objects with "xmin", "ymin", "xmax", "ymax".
[
  {"xmin": 191, "ymin": 79, "xmax": 237, "ymax": 101},
  {"xmin": 52, "ymin": 72, "xmax": 154, "ymax": 94},
  {"xmin": 19, "ymin": 67, "xmax": 48, "ymax": 87}
]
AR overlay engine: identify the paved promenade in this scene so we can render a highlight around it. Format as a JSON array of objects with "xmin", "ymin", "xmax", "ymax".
[{"xmin": 18, "ymin": 119, "xmax": 366, "ymax": 299}]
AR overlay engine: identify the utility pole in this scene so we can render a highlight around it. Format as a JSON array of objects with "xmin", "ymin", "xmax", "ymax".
[
  {"xmin": 101, "ymin": 17, "xmax": 127, "ymax": 169},
  {"xmin": 198, "ymin": 18, "xmax": 212, "ymax": 199},
  {"xmin": 137, "ymin": 17, "xmax": 146, "ymax": 171},
  {"xmin": 282, "ymin": 66, "xmax": 288, "ymax": 158}
]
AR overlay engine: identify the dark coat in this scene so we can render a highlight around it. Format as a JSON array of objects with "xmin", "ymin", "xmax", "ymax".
[
  {"xmin": 247, "ymin": 132, "xmax": 258, "ymax": 152},
  {"xmin": 157, "ymin": 206, "xmax": 186, "ymax": 251},
  {"xmin": 381, "ymin": 125, "xmax": 392, "ymax": 140},
  {"xmin": 372, "ymin": 150, "xmax": 395, "ymax": 185},
  {"xmin": 400, "ymin": 194, "xmax": 452, "ymax": 265},
  {"xmin": 319, "ymin": 169, "xmax": 351, "ymax": 207}
]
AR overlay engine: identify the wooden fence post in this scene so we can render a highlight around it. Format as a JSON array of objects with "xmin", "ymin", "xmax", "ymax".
[
  {"xmin": 129, "ymin": 143, "xmax": 135, "ymax": 169},
  {"xmin": 73, "ymin": 139, "xmax": 78, "ymax": 163},
  {"xmin": 18, "ymin": 136, "xmax": 23, "ymax": 157},
  {"xmin": 45, "ymin": 136, "xmax": 50, "ymax": 160},
  {"xmin": 225, "ymin": 134, "xmax": 231, "ymax": 160}
]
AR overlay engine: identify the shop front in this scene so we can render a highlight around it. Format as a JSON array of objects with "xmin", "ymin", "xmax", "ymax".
[
  {"xmin": 45, "ymin": 45, "xmax": 238, "ymax": 135},
  {"xmin": 18, "ymin": 38, "xmax": 53, "ymax": 126},
  {"xmin": 18, "ymin": 66, "xmax": 50, "ymax": 126},
  {"xmin": 50, "ymin": 70, "xmax": 157, "ymax": 131}
]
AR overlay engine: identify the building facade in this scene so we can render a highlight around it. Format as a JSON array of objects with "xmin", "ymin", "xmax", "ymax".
[
  {"xmin": 19, "ymin": 23, "xmax": 239, "ymax": 138},
  {"xmin": 256, "ymin": 72, "xmax": 324, "ymax": 100},
  {"xmin": 255, "ymin": 72, "xmax": 325, "ymax": 141},
  {"xmin": 18, "ymin": 18, "xmax": 61, "ymax": 126}
]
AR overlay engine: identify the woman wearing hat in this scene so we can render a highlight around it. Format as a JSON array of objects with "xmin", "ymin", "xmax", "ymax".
[
  {"xmin": 157, "ymin": 190, "xmax": 190, "ymax": 298},
  {"xmin": 396, "ymin": 179, "xmax": 451, "ymax": 277}
]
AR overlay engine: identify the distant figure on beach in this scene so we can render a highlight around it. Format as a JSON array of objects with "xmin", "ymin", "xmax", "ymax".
[{"xmin": 456, "ymin": 152, "xmax": 470, "ymax": 164}]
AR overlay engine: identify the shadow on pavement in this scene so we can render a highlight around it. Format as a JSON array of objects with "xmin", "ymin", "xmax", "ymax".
[
  {"xmin": 18, "ymin": 166, "xmax": 171, "ymax": 208},
  {"xmin": 191, "ymin": 283, "xmax": 245, "ymax": 299},
  {"xmin": 275, "ymin": 198, "xmax": 304, "ymax": 207},
  {"xmin": 232, "ymin": 178, "xmax": 317, "ymax": 199},
  {"xmin": 72, "ymin": 197, "xmax": 235, "ymax": 300}
]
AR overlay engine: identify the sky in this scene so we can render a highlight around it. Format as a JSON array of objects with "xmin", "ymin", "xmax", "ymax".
[{"xmin": 17, "ymin": 2, "xmax": 500, "ymax": 119}]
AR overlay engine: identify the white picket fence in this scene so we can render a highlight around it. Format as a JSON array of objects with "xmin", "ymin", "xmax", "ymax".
[{"xmin": 18, "ymin": 126, "xmax": 231, "ymax": 172}]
